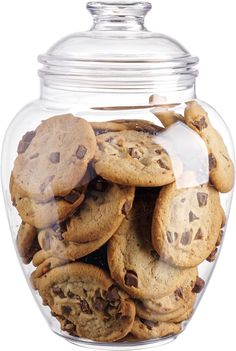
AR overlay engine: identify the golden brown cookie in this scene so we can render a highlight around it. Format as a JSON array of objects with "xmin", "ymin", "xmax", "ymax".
[
  {"xmin": 108, "ymin": 198, "xmax": 195, "ymax": 300},
  {"xmin": 12, "ymin": 114, "xmax": 96, "ymax": 201},
  {"xmin": 131, "ymin": 317, "xmax": 181, "ymax": 340},
  {"xmin": 64, "ymin": 179, "xmax": 135, "ymax": 243},
  {"xmin": 16, "ymin": 222, "xmax": 40, "ymax": 264},
  {"xmin": 152, "ymin": 182, "xmax": 222, "ymax": 268},
  {"xmin": 37, "ymin": 263, "xmax": 135, "ymax": 342},
  {"xmin": 184, "ymin": 101, "xmax": 234, "ymax": 193},
  {"xmin": 94, "ymin": 130, "xmax": 175, "ymax": 187}
]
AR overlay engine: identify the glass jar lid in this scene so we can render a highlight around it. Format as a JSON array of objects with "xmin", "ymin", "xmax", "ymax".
[{"xmin": 38, "ymin": 1, "xmax": 199, "ymax": 93}]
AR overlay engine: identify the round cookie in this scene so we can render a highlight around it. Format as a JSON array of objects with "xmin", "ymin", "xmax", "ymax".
[
  {"xmin": 91, "ymin": 119, "xmax": 163, "ymax": 136},
  {"xmin": 37, "ymin": 262, "xmax": 136, "ymax": 342},
  {"xmin": 131, "ymin": 317, "xmax": 181, "ymax": 340},
  {"xmin": 136, "ymin": 291, "xmax": 196, "ymax": 323},
  {"xmin": 64, "ymin": 179, "xmax": 135, "ymax": 243},
  {"xmin": 16, "ymin": 222, "xmax": 40, "ymax": 264},
  {"xmin": 152, "ymin": 182, "xmax": 222, "ymax": 268},
  {"xmin": 32, "ymin": 249, "xmax": 51, "ymax": 267},
  {"xmin": 184, "ymin": 101, "xmax": 234, "ymax": 193},
  {"xmin": 136, "ymin": 267, "xmax": 197, "ymax": 315},
  {"xmin": 94, "ymin": 130, "xmax": 175, "ymax": 187},
  {"xmin": 31, "ymin": 255, "xmax": 68, "ymax": 290},
  {"xmin": 108, "ymin": 198, "xmax": 195, "ymax": 300},
  {"xmin": 38, "ymin": 219, "xmax": 117, "ymax": 261},
  {"xmin": 12, "ymin": 114, "xmax": 96, "ymax": 201},
  {"xmin": 11, "ymin": 186, "xmax": 85, "ymax": 230}
]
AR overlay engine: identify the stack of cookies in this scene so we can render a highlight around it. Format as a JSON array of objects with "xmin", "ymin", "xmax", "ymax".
[{"xmin": 10, "ymin": 101, "xmax": 234, "ymax": 342}]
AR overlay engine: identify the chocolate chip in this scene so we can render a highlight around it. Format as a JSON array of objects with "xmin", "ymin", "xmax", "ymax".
[
  {"xmin": 128, "ymin": 148, "xmax": 141, "ymax": 159},
  {"xmin": 197, "ymin": 192, "xmax": 208, "ymax": 207},
  {"xmin": 49, "ymin": 152, "xmax": 60, "ymax": 164},
  {"xmin": 76, "ymin": 145, "xmax": 87, "ymax": 159},
  {"xmin": 194, "ymin": 228, "xmax": 203, "ymax": 240},
  {"xmin": 140, "ymin": 319, "xmax": 155, "ymax": 330},
  {"xmin": 122, "ymin": 202, "xmax": 132, "ymax": 218},
  {"xmin": 192, "ymin": 277, "xmax": 205, "ymax": 293},
  {"xmin": 192, "ymin": 117, "xmax": 208, "ymax": 131},
  {"xmin": 150, "ymin": 250, "xmax": 160, "ymax": 260},
  {"xmin": 189, "ymin": 211, "xmax": 199, "ymax": 222},
  {"xmin": 61, "ymin": 306, "xmax": 72, "ymax": 315},
  {"xmin": 157, "ymin": 159, "xmax": 170, "ymax": 170},
  {"xmin": 105, "ymin": 137, "xmax": 114, "ymax": 143},
  {"xmin": 206, "ymin": 247, "xmax": 218, "ymax": 262},
  {"xmin": 22, "ymin": 131, "xmax": 36, "ymax": 142},
  {"xmin": 64, "ymin": 189, "xmax": 81, "ymax": 204},
  {"xmin": 125, "ymin": 270, "xmax": 138, "ymax": 288},
  {"xmin": 166, "ymin": 231, "xmax": 173, "ymax": 243},
  {"xmin": 30, "ymin": 152, "xmax": 39, "ymax": 160},
  {"xmin": 67, "ymin": 291, "xmax": 75, "ymax": 298},
  {"xmin": 93, "ymin": 297, "xmax": 108, "ymax": 312},
  {"xmin": 94, "ymin": 129, "xmax": 110, "ymax": 136},
  {"xmin": 40, "ymin": 175, "xmax": 55, "ymax": 193},
  {"xmin": 106, "ymin": 285, "xmax": 120, "ymax": 303},
  {"xmin": 17, "ymin": 141, "xmax": 30, "ymax": 154},
  {"xmin": 80, "ymin": 300, "xmax": 92, "ymax": 314},
  {"xmin": 174, "ymin": 288, "xmax": 184, "ymax": 300},
  {"xmin": 181, "ymin": 231, "xmax": 192, "ymax": 245},
  {"xmin": 209, "ymin": 153, "xmax": 217, "ymax": 171},
  {"xmin": 52, "ymin": 286, "xmax": 66, "ymax": 298},
  {"xmin": 181, "ymin": 198, "xmax": 186, "ymax": 203}
]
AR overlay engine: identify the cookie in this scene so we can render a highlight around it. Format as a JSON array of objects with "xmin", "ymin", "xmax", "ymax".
[
  {"xmin": 184, "ymin": 101, "xmax": 234, "ymax": 193},
  {"xmin": 11, "ymin": 174, "xmax": 86, "ymax": 229},
  {"xmin": 136, "ymin": 267, "xmax": 197, "ymax": 315},
  {"xmin": 94, "ymin": 119, "xmax": 164, "ymax": 135},
  {"xmin": 38, "ymin": 219, "xmax": 117, "ymax": 261},
  {"xmin": 94, "ymin": 130, "xmax": 175, "ymax": 187},
  {"xmin": 64, "ymin": 179, "xmax": 135, "ymax": 243},
  {"xmin": 153, "ymin": 111, "xmax": 184, "ymax": 128},
  {"xmin": 12, "ymin": 114, "xmax": 96, "ymax": 201},
  {"xmin": 16, "ymin": 222, "xmax": 40, "ymax": 264},
  {"xmin": 31, "ymin": 255, "xmax": 68, "ymax": 290},
  {"xmin": 152, "ymin": 182, "xmax": 222, "ymax": 268},
  {"xmin": 108, "ymin": 198, "xmax": 195, "ymax": 300},
  {"xmin": 131, "ymin": 317, "xmax": 181, "ymax": 340},
  {"xmin": 136, "ymin": 290, "xmax": 196, "ymax": 323},
  {"xmin": 37, "ymin": 263, "xmax": 135, "ymax": 342}
]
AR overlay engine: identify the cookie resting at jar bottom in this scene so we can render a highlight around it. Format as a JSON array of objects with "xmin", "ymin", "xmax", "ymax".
[{"xmin": 9, "ymin": 100, "xmax": 234, "ymax": 342}]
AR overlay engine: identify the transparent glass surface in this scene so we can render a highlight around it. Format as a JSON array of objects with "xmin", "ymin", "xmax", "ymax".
[{"xmin": 1, "ymin": 1, "xmax": 234, "ymax": 349}]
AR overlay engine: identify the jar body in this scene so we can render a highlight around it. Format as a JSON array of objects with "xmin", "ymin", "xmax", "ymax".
[{"xmin": 1, "ymin": 85, "xmax": 234, "ymax": 349}]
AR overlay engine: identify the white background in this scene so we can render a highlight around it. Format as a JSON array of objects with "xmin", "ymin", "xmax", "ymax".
[{"xmin": 0, "ymin": 0, "xmax": 235, "ymax": 350}]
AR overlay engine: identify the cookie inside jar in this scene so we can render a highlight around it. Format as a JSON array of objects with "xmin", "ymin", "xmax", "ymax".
[{"xmin": 3, "ymin": 0, "xmax": 234, "ymax": 348}]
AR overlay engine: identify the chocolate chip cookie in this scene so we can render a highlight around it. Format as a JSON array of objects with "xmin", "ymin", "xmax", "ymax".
[
  {"xmin": 184, "ymin": 101, "xmax": 234, "ymax": 193},
  {"xmin": 152, "ymin": 182, "xmax": 222, "ymax": 268},
  {"xmin": 108, "ymin": 198, "xmax": 195, "ymax": 300},
  {"xmin": 64, "ymin": 179, "xmax": 135, "ymax": 243},
  {"xmin": 135, "ymin": 267, "xmax": 197, "ymax": 316},
  {"xmin": 16, "ymin": 222, "xmax": 40, "ymax": 264},
  {"xmin": 37, "ymin": 263, "xmax": 135, "ymax": 342},
  {"xmin": 12, "ymin": 114, "xmax": 96, "ymax": 201},
  {"xmin": 11, "ymin": 174, "xmax": 86, "ymax": 229},
  {"xmin": 131, "ymin": 317, "xmax": 181, "ymax": 340},
  {"xmin": 153, "ymin": 110, "xmax": 184, "ymax": 128},
  {"xmin": 38, "ymin": 219, "xmax": 117, "ymax": 261},
  {"xmin": 94, "ymin": 130, "xmax": 175, "ymax": 187},
  {"xmin": 92, "ymin": 119, "xmax": 163, "ymax": 136}
]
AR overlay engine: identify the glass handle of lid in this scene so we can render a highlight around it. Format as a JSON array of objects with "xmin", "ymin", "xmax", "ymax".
[{"xmin": 87, "ymin": 1, "xmax": 152, "ymax": 31}]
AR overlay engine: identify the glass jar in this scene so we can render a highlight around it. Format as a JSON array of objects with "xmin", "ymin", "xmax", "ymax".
[{"xmin": 1, "ymin": 1, "xmax": 234, "ymax": 349}]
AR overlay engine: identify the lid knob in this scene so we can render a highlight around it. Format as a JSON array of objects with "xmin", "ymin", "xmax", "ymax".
[{"xmin": 87, "ymin": 1, "xmax": 152, "ymax": 31}]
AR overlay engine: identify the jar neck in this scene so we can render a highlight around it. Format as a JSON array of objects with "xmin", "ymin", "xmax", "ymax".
[{"xmin": 40, "ymin": 79, "xmax": 196, "ymax": 108}]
